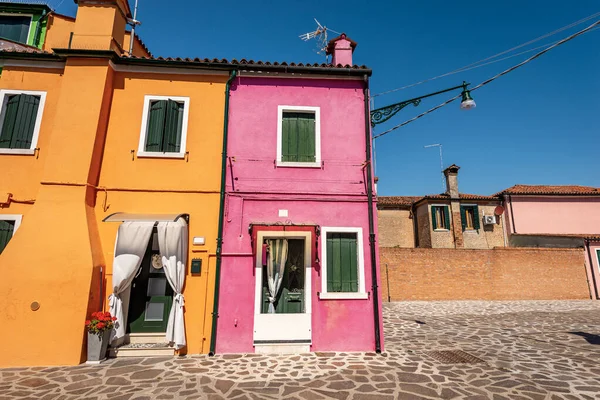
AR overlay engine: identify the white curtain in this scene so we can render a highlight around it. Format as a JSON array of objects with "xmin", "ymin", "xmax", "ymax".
[
  {"xmin": 267, "ymin": 239, "xmax": 288, "ymax": 313},
  {"xmin": 157, "ymin": 218, "xmax": 188, "ymax": 349},
  {"xmin": 109, "ymin": 221, "xmax": 154, "ymax": 341}
]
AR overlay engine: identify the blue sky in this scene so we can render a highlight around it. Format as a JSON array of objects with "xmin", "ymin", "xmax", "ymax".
[{"xmin": 55, "ymin": 0, "xmax": 600, "ymax": 196}]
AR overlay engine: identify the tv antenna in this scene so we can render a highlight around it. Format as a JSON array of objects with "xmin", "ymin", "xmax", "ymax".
[
  {"xmin": 424, "ymin": 144, "xmax": 445, "ymax": 191},
  {"xmin": 299, "ymin": 19, "xmax": 341, "ymax": 60}
]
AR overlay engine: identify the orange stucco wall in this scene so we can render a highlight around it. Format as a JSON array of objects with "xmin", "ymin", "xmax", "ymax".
[
  {"xmin": 0, "ymin": 1, "xmax": 227, "ymax": 366},
  {"xmin": 96, "ymin": 71, "xmax": 227, "ymax": 355},
  {"xmin": 43, "ymin": 14, "xmax": 75, "ymax": 51}
]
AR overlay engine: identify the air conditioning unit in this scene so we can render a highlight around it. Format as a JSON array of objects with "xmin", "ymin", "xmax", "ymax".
[{"xmin": 483, "ymin": 215, "xmax": 496, "ymax": 225}]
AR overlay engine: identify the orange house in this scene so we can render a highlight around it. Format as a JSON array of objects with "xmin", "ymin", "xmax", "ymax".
[{"xmin": 0, "ymin": 0, "xmax": 232, "ymax": 366}]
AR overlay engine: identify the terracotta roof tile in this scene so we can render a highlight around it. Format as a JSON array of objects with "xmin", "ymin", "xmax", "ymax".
[
  {"xmin": 419, "ymin": 193, "xmax": 499, "ymax": 201},
  {"xmin": 377, "ymin": 196, "xmax": 422, "ymax": 208},
  {"xmin": 0, "ymin": 38, "xmax": 47, "ymax": 53},
  {"xmin": 497, "ymin": 184, "xmax": 600, "ymax": 196}
]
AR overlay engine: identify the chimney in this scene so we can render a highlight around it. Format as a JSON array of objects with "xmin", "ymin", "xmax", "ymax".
[
  {"xmin": 443, "ymin": 164, "xmax": 460, "ymax": 199},
  {"xmin": 71, "ymin": 0, "xmax": 132, "ymax": 53},
  {"xmin": 325, "ymin": 33, "xmax": 357, "ymax": 66}
]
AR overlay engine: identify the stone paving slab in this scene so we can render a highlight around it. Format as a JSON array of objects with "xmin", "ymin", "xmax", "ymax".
[{"xmin": 2, "ymin": 300, "xmax": 600, "ymax": 399}]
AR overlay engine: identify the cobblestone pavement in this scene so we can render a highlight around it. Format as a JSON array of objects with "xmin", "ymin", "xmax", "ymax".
[{"xmin": 2, "ymin": 300, "xmax": 600, "ymax": 399}]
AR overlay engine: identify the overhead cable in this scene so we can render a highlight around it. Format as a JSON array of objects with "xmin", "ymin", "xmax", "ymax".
[
  {"xmin": 372, "ymin": 11, "xmax": 600, "ymax": 98},
  {"xmin": 373, "ymin": 18, "xmax": 600, "ymax": 139}
]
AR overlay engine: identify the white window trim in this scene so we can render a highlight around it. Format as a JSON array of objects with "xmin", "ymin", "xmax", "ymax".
[
  {"xmin": 431, "ymin": 204, "xmax": 451, "ymax": 232},
  {"xmin": 137, "ymin": 95, "xmax": 190, "ymax": 159},
  {"xmin": 0, "ymin": 13, "xmax": 34, "ymax": 45},
  {"xmin": 319, "ymin": 227, "xmax": 368, "ymax": 300},
  {"xmin": 0, "ymin": 214, "xmax": 23, "ymax": 233},
  {"xmin": 0, "ymin": 89, "xmax": 46, "ymax": 155},
  {"xmin": 276, "ymin": 105, "xmax": 321, "ymax": 168}
]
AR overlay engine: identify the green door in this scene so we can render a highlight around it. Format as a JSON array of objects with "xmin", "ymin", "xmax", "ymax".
[
  {"xmin": 262, "ymin": 239, "xmax": 305, "ymax": 314},
  {"xmin": 127, "ymin": 230, "xmax": 173, "ymax": 333}
]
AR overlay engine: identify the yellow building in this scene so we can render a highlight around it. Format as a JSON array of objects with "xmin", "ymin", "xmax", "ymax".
[{"xmin": 0, "ymin": 0, "xmax": 231, "ymax": 366}]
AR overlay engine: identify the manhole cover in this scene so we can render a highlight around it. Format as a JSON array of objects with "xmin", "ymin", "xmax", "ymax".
[{"xmin": 424, "ymin": 350, "xmax": 484, "ymax": 364}]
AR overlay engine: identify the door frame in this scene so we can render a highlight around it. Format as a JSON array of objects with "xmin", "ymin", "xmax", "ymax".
[{"xmin": 253, "ymin": 230, "xmax": 312, "ymax": 344}]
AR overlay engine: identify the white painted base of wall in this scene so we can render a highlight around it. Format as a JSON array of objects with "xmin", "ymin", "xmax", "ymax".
[{"xmin": 254, "ymin": 344, "xmax": 311, "ymax": 354}]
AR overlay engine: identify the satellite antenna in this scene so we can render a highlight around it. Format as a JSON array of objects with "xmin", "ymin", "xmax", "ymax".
[{"xmin": 299, "ymin": 19, "xmax": 340, "ymax": 60}]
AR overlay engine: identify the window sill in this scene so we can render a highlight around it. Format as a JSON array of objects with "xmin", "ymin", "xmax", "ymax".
[
  {"xmin": 137, "ymin": 151, "xmax": 186, "ymax": 159},
  {"xmin": 276, "ymin": 161, "xmax": 321, "ymax": 168},
  {"xmin": 433, "ymin": 229, "xmax": 450, "ymax": 232},
  {"xmin": 319, "ymin": 292, "xmax": 368, "ymax": 300},
  {"xmin": 0, "ymin": 148, "xmax": 35, "ymax": 155},
  {"xmin": 463, "ymin": 229, "xmax": 478, "ymax": 233}
]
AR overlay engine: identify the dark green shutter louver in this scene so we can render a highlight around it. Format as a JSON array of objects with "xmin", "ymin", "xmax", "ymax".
[
  {"xmin": 473, "ymin": 206, "xmax": 481, "ymax": 230},
  {"xmin": 0, "ymin": 15, "xmax": 31, "ymax": 43},
  {"xmin": 327, "ymin": 233, "xmax": 358, "ymax": 293},
  {"xmin": 431, "ymin": 207, "xmax": 438, "ymax": 230},
  {"xmin": 282, "ymin": 112, "xmax": 315, "ymax": 163},
  {"xmin": 145, "ymin": 99, "xmax": 183, "ymax": 153},
  {"xmin": 444, "ymin": 206, "xmax": 451, "ymax": 229},
  {"xmin": 0, "ymin": 220, "xmax": 15, "ymax": 255},
  {"xmin": 460, "ymin": 206, "xmax": 467, "ymax": 231},
  {"xmin": 0, "ymin": 94, "xmax": 40, "ymax": 149}
]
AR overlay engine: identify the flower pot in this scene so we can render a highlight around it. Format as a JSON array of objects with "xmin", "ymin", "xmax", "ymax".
[{"xmin": 87, "ymin": 330, "xmax": 111, "ymax": 362}]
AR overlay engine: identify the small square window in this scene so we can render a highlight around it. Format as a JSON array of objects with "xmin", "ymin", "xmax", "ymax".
[
  {"xmin": 0, "ymin": 90, "xmax": 46, "ymax": 155},
  {"xmin": 137, "ymin": 96, "xmax": 190, "ymax": 159},
  {"xmin": 460, "ymin": 205, "xmax": 480, "ymax": 231},
  {"xmin": 319, "ymin": 227, "xmax": 368, "ymax": 300},
  {"xmin": 277, "ymin": 106, "xmax": 321, "ymax": 167},
  {"xmin": 431, "ymin": 206, "xmax": 450, "ymax": 230}
]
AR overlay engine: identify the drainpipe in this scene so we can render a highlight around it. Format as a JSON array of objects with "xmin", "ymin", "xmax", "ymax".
[
  {"xmin": 209, "ymin": 69, "xmax": 237, "ymax": 356},
  {"xmin": 363, "ymin": 74, "xmax": 382, "ymax": 353},
  {"xmin": 584, "ymin": 238, "xmax": 599, "ymax": 300}
]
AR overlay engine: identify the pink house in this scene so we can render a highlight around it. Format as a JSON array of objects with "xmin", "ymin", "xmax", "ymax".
[
  {"xmin": 212, "ymin": 34, "xmax": 384, "ymax": 354},
  {"xmin": 500, "ymin": 185, "xmax": 600, "ymax": 298}
]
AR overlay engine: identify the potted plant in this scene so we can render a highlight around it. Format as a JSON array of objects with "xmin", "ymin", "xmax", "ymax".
[{"xmin": 85, "ymin": 311, "xmax": 116, "ymax": 363}]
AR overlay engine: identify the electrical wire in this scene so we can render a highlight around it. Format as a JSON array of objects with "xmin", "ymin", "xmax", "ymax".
[
  {"xmin": 373, "ymin": 18, "xmax": 600, "ymax": 139},
  {"xmin": 372, "ymin": 11, "xmax": 600, "ymax": 98}
]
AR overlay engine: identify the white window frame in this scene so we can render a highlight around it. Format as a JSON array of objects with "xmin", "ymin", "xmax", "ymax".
[
  {"xmin": 137, "ymin": 95, "xmax": 190, "ymax": 159},
  {"xmin": 431, "ymin": 204, "xmax": 451, "ymax": 231},
  {"xmin": 276, "ymin": 105, "xmax": 321, "ymax": 168},
  {"xmin": 319, "ymin": 227, "xmax": 368, "ymax": 300},
  {"xmin": 0, "ymin": 89, "xmax": 46, "ymax": 155},
  {"xmin": 0, "ymin": 13, "xmax": 34, "ymax": 45},
  {"xmin": 0, "ymin": 214, "xmax": 23, "ymax": 234}
]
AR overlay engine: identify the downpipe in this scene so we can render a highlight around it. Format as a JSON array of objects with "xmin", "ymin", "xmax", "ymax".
[
  {"xmin": 363, "ymin": 74, "xmax": 382, "ymax": 353},
  {"xmin": 209, "ymin": 69, "xmax": 237, "ymax": 356}
]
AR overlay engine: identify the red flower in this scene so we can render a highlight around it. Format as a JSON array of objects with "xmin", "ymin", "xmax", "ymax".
[
  {"xmin": 104, "ymin": 312, "xmax": 111, "ymax": 318},
  {"xmin": 85, "ymin": 320, "xmax": 91, "ymax": 326},
  {"xmin": 97, "ymin": 322, "xmax": 105, "ymax": 329},
  {"xmin": 112, "ymin": 317, "xmax": 117, "ymax": 321}
]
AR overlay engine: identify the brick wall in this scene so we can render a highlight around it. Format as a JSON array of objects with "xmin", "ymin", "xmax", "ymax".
[
  {"xmin": 379, "ymin": 247, "xmax": 590, "ymax": 301},
  {"xmin": 377, "ymin": 209, "xmax": 415, "ymax": 247}
]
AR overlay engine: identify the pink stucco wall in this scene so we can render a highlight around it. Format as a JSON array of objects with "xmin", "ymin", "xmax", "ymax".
[
  {"xmin": 216, "ymin": 76, "xmax": 383, "ymax": 353},
  {"xmin": 506, "ymin": 196, "xmax": 600, "ymax": 235}
]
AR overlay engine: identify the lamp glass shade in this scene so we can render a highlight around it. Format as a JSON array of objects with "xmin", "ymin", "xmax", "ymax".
[{"xmin": 460, "ymin": 89, "xmax": 476, "ymax": 110}]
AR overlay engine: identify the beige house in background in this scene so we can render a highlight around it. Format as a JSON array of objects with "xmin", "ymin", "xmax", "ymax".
[{"xmin": 378, "ymin": 165, "xmax": 506, "ymax": 249}]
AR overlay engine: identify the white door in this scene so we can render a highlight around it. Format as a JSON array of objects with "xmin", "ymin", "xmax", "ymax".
[{"xmin": 253, "ymin": 231, "xmax": 312, "ymax": 345}]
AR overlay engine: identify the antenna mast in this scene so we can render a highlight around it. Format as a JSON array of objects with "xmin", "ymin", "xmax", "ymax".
[
  {"xmin": 300, "ymin": 19, "xmax": 339, "ymax": 61},
  {"xmin": 128, "ymin": 0, "xmax": 142, "ymax": 55}
]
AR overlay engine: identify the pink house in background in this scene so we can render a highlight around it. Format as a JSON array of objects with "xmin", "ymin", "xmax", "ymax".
[
  {"xmin": 499, "ymin": 185, "xmax": 600, "ymax": 298},
  {"xmin": 213, "ymin": 34, "xmax": 383, "ymax": 354}
]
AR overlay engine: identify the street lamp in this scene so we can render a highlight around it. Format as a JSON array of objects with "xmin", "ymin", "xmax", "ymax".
[{"xmin": 370, "ymin": 81, "xmax": 475, "ymax": 127}]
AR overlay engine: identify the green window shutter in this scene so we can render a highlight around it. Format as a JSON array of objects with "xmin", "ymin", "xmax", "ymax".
[
  {"xmin": 460, "ymin": 206, "xmax": 467, "ymax": 231},
  {"xmin": 145, "ymin": 100, "xmax": 166, "ymax": 152},
  {"xmin": 431, "ymin": 207, "xmax": 438, "ymax": 230},
  {"xmin": 162, "ymin": 100, "xmax": 183, "ymax": 153},
  {"xmin": 326, "ymin": 232, "xmax": 358, "ymax": 293},
  {"xmin": 0, "ymin": 220, "xmax": 15, "ymax": 255},
  {"xmin": 282, "ymin": 112, "xmax": 298, "ymax": 162},
  {"xmin": 473, "ymin": 206, "xmax": 481, "ymax": 230},
  {"xmin": 0, "ymin": 94, "xmax": 39, "ymax": 149},
  {"xmin": 281, "ymin": 112, "xmax": 315, "ymax": 162},
  {"xmin": 444, "ymin": 206, "xmax": 450, "ymax": 229}
]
